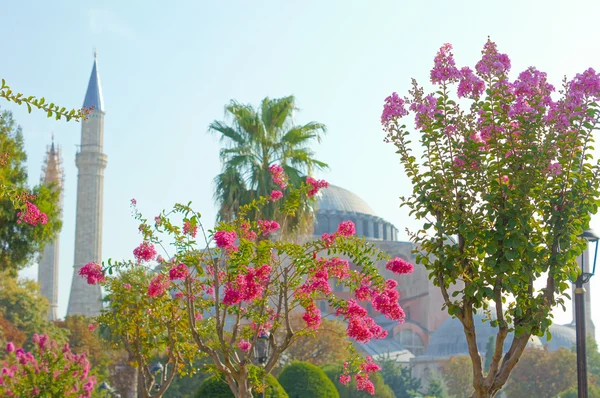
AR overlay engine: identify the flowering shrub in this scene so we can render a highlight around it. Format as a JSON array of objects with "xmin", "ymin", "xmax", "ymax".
[
  {"xmin": 382, "ymin": 39, "xmax": 600, "ymax": 397},
  {"xmin": 0, "ymin": 334, "xmax": 96, "ymax": 397},
  {"xmin": 89, "ymin": 169, "xmax": 414, "ymax": 397}
]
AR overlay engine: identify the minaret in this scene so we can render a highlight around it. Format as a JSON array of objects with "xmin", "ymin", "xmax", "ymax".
[
  {"xmin": 38, "ymin": 137, "xmax": 63, "ymax": 321},
  {"xmin": 67, "ymin": 52, "xmax": 107, "ymax": 317}
]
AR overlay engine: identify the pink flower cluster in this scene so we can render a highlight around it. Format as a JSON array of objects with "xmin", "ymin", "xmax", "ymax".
[
  {"xmin": 148, "ymin": 274, "xmax": 170, "ymax": 297},
  {"xmin": 475, "ymin": 39, "xmax": 511, "ymax": 77},
  {"xmin": 240, "ymin": 222, "xmax": 258, "ymax": 241},
  {"xmin": 257, "ymin": 220, "xmax": 280, "ymax": 235},
  {"xmin": 183, "ymin": 221, "xmax": 198, "ymax": 238},
  {"xmin": 133, "ymin": 241, "xmax": 158, "ymax": 262},
  {"xmin": 336, "ymin": 300, "xmax": 387, "ymax": 343},
  {"xmin": 386, "ymin": 257, "xmax": 414, "ymax": 275},
  {"xmin": 169, "ymin": 263, "xmax": 190, "ymax": 281},
  {"xmin": 302, "ymin": 302, "xmax": 322, "ymax": 329},
  {"xmin": 354, "ymin": 356, "xmax": 381, "ymax": 395},
  {"xmin": 270, "ymin": 190, "xmax": 283, "ymax": 202},
  {"xmin": 1, "ymin": 336, "xmax": 96, "ymax": 398},
  {"xmin": 430, "ymin": 43, "xmax": 461, "ymax": 84},
  {"xmin": 269, "ymin": 164, "xmax": 288, "ymax": 189},
  {"xmin": 306, "ymin": 176, "xmax": 329, "ymax": 197},
  {"xmin": 214, "ymin": 230, "xmax": 237, "ymax": 249},
  {"xmin": 548, "ymin": 162, "xmax": 562, "ymax": 175},
  {"xmin": 237, "ymin": 339, "xmax": 251, "ymax": 352},
  {"xmin": 16, "ymin": 202, "xmax": 48, "ymax": 226},
  {"xmin": 458, "ymin": 67, "xmax": 485, "ymax": 99},
  {"xmin": 371, "ymin": 280, "xmax": 405, "ymax": 321},
  {"xmin": 78, "ymin": 262, "xmax": 105, "ymax": 285},
  {"xmin": 321, "ymin": 220, "xmax": 357, "ymax": 247},
  {"xmin": 222, "ymin": 264, "xmax": 271, "ymax": 305},
  {"xmin": 381, "ymin": 92, "xmax": 409, "ymax": 126},
  {"xmin": 410, "ymin": 94, "xmax": 439, "ymax": 130}
]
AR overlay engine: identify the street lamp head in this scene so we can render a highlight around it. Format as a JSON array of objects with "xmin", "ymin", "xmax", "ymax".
[
  {"xmin": 150, "ymin": 362, "xmax": 164, "ymax": 375},
  {"xmin": 255, "ymin": 332, "xmax": 270, "ymax": 366},
  {"xmin": 579, "ymin": 228, "xmax": 599, "ymax": 283},
  {"xmin": 97, "ymin": 382, "xmax": 114, "ymax": 392}
]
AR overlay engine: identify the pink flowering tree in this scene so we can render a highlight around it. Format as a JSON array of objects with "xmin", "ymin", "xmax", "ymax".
[
  {"xmin": 382, "ymin": 39, "xmax": 600, "ymax": 397},
  {"xmin": 0, "ymin": 334, "xmax": 96, "ymax": 397},
  {"xmin": 94, "ymin": 266, "xmax": 198, "ymax": 398},
  {"xmin": 87, "ymin": 170, "xmax": 414, "ymax": 397}
]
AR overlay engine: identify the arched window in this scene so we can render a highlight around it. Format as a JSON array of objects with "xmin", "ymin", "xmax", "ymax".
[{"xmin": 393, "ymin": 330, "xmax": 425, "ymax": 356}]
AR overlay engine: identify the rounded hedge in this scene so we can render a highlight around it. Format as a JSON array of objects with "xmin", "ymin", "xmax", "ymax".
[
  {"xmin": 195, "ymin": 373, "xmax": 288, "ymax": 398},
  {"xmin": 278, "ymin": 362, "xmax": 339, "ymax": 398},
  {"xmin": 322, "ymin": 363, "xmax": 394, "ymax": 398}
]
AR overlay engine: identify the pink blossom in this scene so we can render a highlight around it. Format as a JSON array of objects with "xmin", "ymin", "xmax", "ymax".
[
  {"xmin": 475, "ymin": 39, "xmax": 511, "ymax": 77},
  {"xmin": 257, "ymin": 220, "xmax": 281, "ymax": 235},
  {"xmin": 16, "ymin": 202, "xmax": 48, "ymax": 226},
  {"xmin": 6, "ymin": 343, "xmax": 14, "ymax": 353},
  {"xmin": 356, "ymin": 374, "xmax": 375, "ymax": 395},
  {"xmin": 88, "ymin": 324, "xmax": 97, "ymax": 332},
  {"xmin": 237, "ymin": 339, "xmax": 252, "ymax": 352},
  {"xmin": 381, "ymin": 92, "xmax": 409, "ymax": 126},
  {"xmin": 183, "ymin": 221, "xmax": 198, "ymax": 238},
  {"xmin": 306, "ymin": 176, "xmax": 329, "ymax": 197},
  {"xmin": 174, "ymin": 291, "xmax": 185, "ymax": 299},
  {"xmin": 169, "ymin": 263, "xmax": 190, "ymax": 281},
  {"xmin": 372, "ymin": 284, "xmax": 405, "ymax": 321},
  {"xmin": 130, "ymin": 198, "xmax": 137, "ymax": 205},
  {"xmin": 269, "ymin": 164, "xmax": 288, "ymax": 189},
  {"xmin": 360, "ymin": 356, "xmax": 381, "ymax": 374},
  {"xmin": 501, "ymin": 175, "xmax": 509, "ymax": 184},
  {"xmin": 321, "ymin": 233, "xmax": 336, "ymax": 247},
  {"xmin": 133, "ymin": 242, "xmax": 157, "ymax": 262},
  {"xmin": 339, "ymin": 374, "xmax": 351, "ymax": 385},
  {"xmin": 453, "ymin": 157, "xmax": 465, "ymax": 168},
  {"xmin": 78, "ymin": 262, "xmax": 105, "ymax": 285},
  {"xmin": 214, "ymin": 230, "xmax": 237, "ymax": 249},
  {"xmin": 386, "ymin": 257, "xmax": 414, "ymax": 275},
  {"xmin": 327, "ymin": 257, "xmax": 350, "ymax": 279},
  {"xmin": 430, "ymin": 43, "xmax": 461, "ymax": 84},
  {"xmin": 458, "ymin": 67, "xmax": 485, "ymax": 98},
  {"xmin": 222, "ymin": 265, "xmax": 271, "ymax": 305},
  {"xmin": 270, "ymin": 190, "xmax": 283, "ymax": 202},
  {"xmin": 123, "ymin": 283, "xmax": 132, "ymax": 290},
  {"xmin": 240, "ymin": 222, "xmax": 258, "ymax": 241},
  {"xmin": 302, "ymin": 302, "xmax": 322, "ymax": 329},
  {"xmin": 148, "ymin": 274, "xmax": 170, "ymax": 297},
  {"xmin": 337, "ymin": 221, "xmax": 356, "ymax": 237},
  {"xmin": 549, "ymin": 162, "xmax": 562, "ymax": 175},
  {"xmin": 410, "ymin": 94, "xmax": 439, "ymax": 130}
]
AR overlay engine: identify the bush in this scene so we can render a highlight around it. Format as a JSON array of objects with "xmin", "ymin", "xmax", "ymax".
[
  {"xmin": 559, "ymin": 384, "xmax": 600, "ymax": 398},
  {"xmin": 322, "ymin": 363, "xmax": 395, "ymax": 398},
  {"xmin": 195, "ymin": 373, "xmax": 288, "ymax": 398},
  {"xmin": 278, "ymin": 362, "xmax": 339, "ymax": 398}
]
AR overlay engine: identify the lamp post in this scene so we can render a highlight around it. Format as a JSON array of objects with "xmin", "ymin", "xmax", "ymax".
[
  {"xmin": 150, "ymin": 361, "xmax": 164, "ymax": 391},
  {"xmin": 254, "ymin": 332, "xmax": 270, "ymax": 398},
  {"xmin": 576, "ymin": 229, "xmax": 599, "ymax": 398}
]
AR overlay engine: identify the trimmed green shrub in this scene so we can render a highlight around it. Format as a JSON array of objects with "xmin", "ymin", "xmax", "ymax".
[
  {"xmin": 278, "ymin": 362, "xmax": 339, "ymax": 398},
  {"xmin": 195, "ymin": 373, "xmax": 288, "ymax": 398},
  {"xmin": 322, "ymin": 363, "xmax": 395, "ymax": 398}
]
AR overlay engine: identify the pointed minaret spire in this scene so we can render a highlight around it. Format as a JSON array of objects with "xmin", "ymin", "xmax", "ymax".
[
  {"xmin": 38, "ymin": 138, "xmax": 63, "ymax": 321},
  {"xmin": 83, "ymin": 51, "xmax": 104, "ymax": 113},
  {"xmin": 68, "ymin": 54, "xmax": 108, "ymax": 317}
]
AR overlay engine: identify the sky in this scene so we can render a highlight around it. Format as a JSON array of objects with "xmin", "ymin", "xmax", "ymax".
[{"xmin": 3, "ymin": 0, "xmax": 600, "ymax": 338}]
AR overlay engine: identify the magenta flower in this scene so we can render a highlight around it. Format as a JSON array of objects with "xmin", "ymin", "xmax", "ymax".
[
  {"xmin": 337, "ymin": 221, "xmax": 356, "ymax": 237},
  {"xmin": 237, "ymin": 339, "xmax": 252, "ymax": 352},
  {"xmin": 214, "ymin": 230, "xmax": 237, "ymax": 249},
  {"xmin": 385, "ymin": 257, "xmax": 414, "ymax": 275},
  {"xmin": 257, "ymin": 220, "xmax": 280, "ymax": 235},
  {"xmin": 6, "ymin": 343, "xmax": 14, "ymax": 353},
  {"xmin": 123, "ymin": 283, "xmax": 132, "ymax": 290},
  {"xmin": 548, "ymin": 162, "xmax": 562, "ymax": 175},
  {"xmin": 458, "ymin": 67, "xmax": 485, "ymax": 98},
  {"xmin": 269, "ymin": 164, "xmax": 288, "ymax": 189},
  {"xmin": 306, "ymin": 176, "xmax": 329, "ymax": 197},
  {"xmin": 339, "ymin": 375, "xmax": 351, "ymax": 385},
  {"xmin": 183, "ymin": 221, "xmax": 198, "ymax": 238},
  {"xmin": 78, "ymin": 262, "xmax": 105, "ymax": 285},
  {"xmin": 133, "ymin": 242, "xmax": 157, "ymax": 262},
  {"xmin": 381, "ymin": 92, "xmax": 409, "ymax": 126},
  {"xmin": 430, "ymin": 43, "xmax": 461, "ymax": 84},
  {"xmin": 148, "ymin": 274, "xmax": 170, "ymax": 298},
  {"xmin": 169, "ymin": 263, "xmax": 190, "ymax": 281},
  {"xmin": 475, "ymin": 39, "xmax": 511, "ymax": 77},
  {"xmin": 270, "ymin": 190, "xmax": 283, "ymax": 202},
  {"xmin": 16, "ymin": 202, "xmax": 48, "ymax": 226}
]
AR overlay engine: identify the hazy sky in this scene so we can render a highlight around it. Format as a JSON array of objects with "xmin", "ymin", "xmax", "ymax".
[{"xmin": 4, "ymin": 1, "xmax": 600, "ymax": 337}]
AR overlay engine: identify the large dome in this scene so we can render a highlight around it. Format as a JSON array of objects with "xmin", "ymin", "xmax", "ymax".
[
  {"xmin": 317, "ymin": 185, "xmax": 377, "ymax": 216},
  {"xmin": 313, "ymin": 185, "xmax": 398, "ymax": 241},
  {"xmin": 424, "ymin": 309, "xmax": 542, "ymax": 358}
]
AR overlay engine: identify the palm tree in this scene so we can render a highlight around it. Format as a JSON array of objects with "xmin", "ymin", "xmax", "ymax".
[{"xmin": 209, "ymin": 96, "xmax": 327, "ymax": 235}]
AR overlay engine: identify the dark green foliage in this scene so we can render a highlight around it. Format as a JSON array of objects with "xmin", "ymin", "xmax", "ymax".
[
  {"xmin": 278, "ymin": 362, "xmax": 339, "ymax": 398},
  {"xmin": 559, "ymin": 384, "xmax": 600, "ymax": 398},
  {"xmin": 425, "ymin": 377, "xmax": 446, "ymax": 398},
  {"xmin": 0, "ymin": 108, "xmax": 62, "ymax": 274},
  {"xmin": 322, "ymin": 363, "xmax": 395, "ymax": 398},
  {"xmin": 378, "ymin": 357, "xmax": 422, "ymax": 398},
  {"xmin": 195, "ymin": 373, "xmax": 288, "ymax": 398}
]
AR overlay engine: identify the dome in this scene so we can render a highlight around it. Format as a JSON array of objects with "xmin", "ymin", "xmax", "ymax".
[
  {"xmin": 317, "ymin": 185, "xmax": 377, "ymax": 216},
  {"xmin": 424, "ymin": 309, "xmax": 542, "ymax": 358},
  {"xmin": 539, "ymin": 324, "xmax": 576, "ymax": 352}
]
